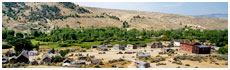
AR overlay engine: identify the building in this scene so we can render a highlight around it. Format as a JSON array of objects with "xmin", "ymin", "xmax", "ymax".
[
  {"xmin": 94, "ymin": 45, "xmax": 108, "ymax": 51},
  {"xmin": 136, "ymin": 52, "xmax": 151, "ymax": 58},
  {"xmin": 180, "ymin": 40, "xmax": 211, "ymax": 54},
  {"xmin": 147, "ymin": 41, "xmax": 162, "ymax": 48},
  {"xmin": 30, "ymin": 27, "xmax": 40, "ymax": 31},
  {"xmin": 114, "ymin": 44, "xmax": 125, "ymax": 50},
  {"xmin": 17, "ymin": 50, "xmax": 30, "ymax": 63},
  {"xmin": 63, "ymin": 59, "xmax": 72, "ymax": 63},
  {"xmin": 78, "ymin": 57, "xmax": 87, "ymax": 60},
  {"xmin": 91, "ymin": 59, "xmax": 101, "ymax": 64},
  {"xmin": 162, "ymin": 41, "xmax": 173, "ymax": 47},
  {"xmin": 79, "ymin": 60, "xmax": 86, "ymax": 64},
  {"xmin": 62, "ymin": 63, "xmax": 71, "ymax": 66},
  {"xmin": 91, "ymin": 45, "xmax": 99, "ymax": 48},
  {"xmin": 9, "ymin": 50, "xmax": 29, "ymax": 64},
  {"xmin": 31, "ymin": 59, "xmax": 38, "ymax": 65},
  {"xmin": 9, "ymin": 56, "xmax": 17, "ymax": 63},
  {"xmin": 72, "ymin": 62, "xmax": 81, "ymax": 67},
  {"xmin": 193, "ymin": 45, "xmax": 211, "ymax": 54},
  {"xmin": 42, "ymin": 53, "xmax": 62, "ymax": 64},
  {"xmin": 127, "ymin": 44, "xmax": 137, "ymax": 49},
  {"xmin": 161, "ymin": 47, "xmax": 173, "ymax": 52},
  {"xmin": 173, "ymin": 40, "xmax": 181, "ymax": 47},
  {"xmin": 29, "ymin": 50, "xmax": 38, "ymax": 56},
  {"xmin": 5, "ymin": 50, "xmax": 15, "ymax": 57},
  {"xmin": 106, "ymin": 45, "xmax": 113, "ymax": 48},
  {"xmin": 134, "ymin": 60, "xmax": 150, "ymax": 68},
  {"xmin": 2, "ymin": 56, "xmax": 8, "ymax": 64}
]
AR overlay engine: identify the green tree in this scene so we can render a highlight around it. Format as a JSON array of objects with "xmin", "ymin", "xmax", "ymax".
[
  {"xmin": 16, "ymin": 32, "xmax": 24, "ymax": 38},
  {"xmin": 122, "ymin": 21, "xmax": 130, "ymax": 28},
  {"xmin": 218, "ymin": 44, "xmax": 228, "ymax": 54},
  {"xmin": 59, "ymin": 49, "xmax": 69, "ymax": 57},
  {"xmin": 10, "ymin": 38, "xmax": 33, "ymax": 54}
]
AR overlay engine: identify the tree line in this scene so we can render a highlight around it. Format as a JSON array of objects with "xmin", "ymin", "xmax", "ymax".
[{"xmin": 2, "ymin": 27, "xmax": 228, "ymax": 54}]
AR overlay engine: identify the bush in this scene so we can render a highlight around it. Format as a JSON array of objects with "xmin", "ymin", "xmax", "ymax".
[
  {"xmin": 185, "ymin": 64, "xmax": 190, "ymax": 66},
  {"xmin": 218, "ymin": 44, "xmax": 228, "ymax": 54},
  {"xmin": 94, "ymin": 64, "xmax": 101, "ymax": 68},
  {"xmin": 151, "ymin": 58, "xmax": 159, "ymax": 63},
  {"xmin": 156, "ymin": 63, "xmax": 166, "ymax": 66},
  {"xmin": 58, "ymin": 43, "xmax": 71, "ymax": 47},
  {"xmin": 112, "ymin": 64, "xmax": 116, "ymax": 67},
  {"xmin": 121, "ymin": 62, "xmax": 127, "ymax": 65},
  {"xmin": 159, "ymin": 57, "xmax": 166, "ymax": 61},
  {"xmin": 51, "ymin": 56, "xmax": 63, "ymax": 63},
  {"xmin": 2, "ymin": 44, "xmax": 12, "ymax": 49}
]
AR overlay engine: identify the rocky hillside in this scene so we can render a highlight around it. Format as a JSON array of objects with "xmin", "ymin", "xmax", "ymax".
[{"xmin": 2, "ymin": 2, "xmax": 228, "ymax": 33}]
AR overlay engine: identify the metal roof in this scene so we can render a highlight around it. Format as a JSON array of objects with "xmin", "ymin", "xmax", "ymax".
[{"xmin": 197, "ymin": 45, "xmax": 210, "ymax": 48}]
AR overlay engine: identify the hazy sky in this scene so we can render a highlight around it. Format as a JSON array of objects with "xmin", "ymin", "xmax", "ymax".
[{"xmin": 76, "ymin": 2, "xmax": 228, "ymax": 16}]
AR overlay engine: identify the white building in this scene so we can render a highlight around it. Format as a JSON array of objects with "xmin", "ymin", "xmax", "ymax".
[
  {"xmin": 173, "ymin": 41, "xmax": 180, "ymax": 47},
  {"xmin": 29, "ymin": 50, "xmax": 38, "ymax": 56}
]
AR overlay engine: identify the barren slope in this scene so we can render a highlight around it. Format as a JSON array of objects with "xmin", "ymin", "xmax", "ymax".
[{"xmin": 2, "ymin": 2, "xmax": 228, "ymax": 33}]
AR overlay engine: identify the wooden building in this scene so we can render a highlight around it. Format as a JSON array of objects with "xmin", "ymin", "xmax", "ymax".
[
  {"xmin": 147, "ymin": 41, "xmax": 162, "ymax": 48},
  {"xmin": 180, "ymin": 40, "xmax": 211, "ymax": 54}
]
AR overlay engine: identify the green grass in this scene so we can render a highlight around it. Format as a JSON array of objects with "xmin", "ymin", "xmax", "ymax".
[
  {"xmin": 31, "ymin": 39, "xmax": 59, "ymax": 48},
  {"xmin": 73, "ymin": 41, "xmax": 103, "ymax": 48}
]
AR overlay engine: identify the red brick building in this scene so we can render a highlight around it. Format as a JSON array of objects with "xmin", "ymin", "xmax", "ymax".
[{"xmin": 180, "ymin": 40, "xmax": 210, "ymax": 54}]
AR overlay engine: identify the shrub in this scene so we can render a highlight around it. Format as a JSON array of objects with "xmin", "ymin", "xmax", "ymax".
[
  {"xmin": 112, "ymin": 64, "xmax": 116, "ymax": 67},
  {"xmin": 156, "ymin": 63, "xmax": 166, "ymax": 66},
  {"xmin": 121, "ymin": 62, "xmax": 127, "ymax": 65},
  {"xmin": 58, "ymin": 43, "xmax": 71, "ymax": 47},
  {"xmin": 51, "ymin": 56, "xmax": 63, "ymax": 63},
  {"xmin": 185, "ymin": 64, "xmax": 190, "ymax": 66},
  {"xmin": 159, "ymin": 57, "xmax": 166, "ymax": 61},
  {"xmin": 94, "ymin": 64, "xmax": 101, "ymax": 68},
  {"xmin": 2, "ymin": 44, "xmax": 12, "ymax": 49},
  {"xmin": 218, "ymin": 44, "xmax": 228, "ymax": 54},
  {"xmin": 151, "ymin": 58, "xmax": 159, "ymax": 63}
]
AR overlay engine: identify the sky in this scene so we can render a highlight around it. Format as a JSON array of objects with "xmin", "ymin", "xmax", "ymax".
[{"xmin": 76, "ymin": 2, "xmax": 228, "ymax": 16}]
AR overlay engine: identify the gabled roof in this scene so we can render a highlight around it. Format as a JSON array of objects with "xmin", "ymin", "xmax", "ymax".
[
  {"xmin": 17, "ymin": 50, "xmax": 29, "ymax": 59},
  {"xmin": 134, "ymin": 60, "xmax": 147, "ymax": 64},
  {"xmin": 11, "ymin": 56, "xmax": 17, "ymax": 59}
]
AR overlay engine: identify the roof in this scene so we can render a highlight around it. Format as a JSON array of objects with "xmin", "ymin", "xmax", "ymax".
[
  {"xmin": 29, "ymin": 50, "xmax": 38, "ymax": 54},
  {"xmin": 162, "ymin": 47, "xmax": 170, "ymax": 49},
  {"xmin": 91, "ymin": 59, "xmax": 100, "ymax": 63},
  {"xmin": 99, "ymin": 46, "xmax": 108, "ymax": 49},
  {"xmin": 6, "ymin": 50, "xmax": 15, "ymax": 54},
  {"xmin": 152, "ymin": 41, "xmax": 161, "ymax": 44},
  {"xmin": 62, "ymin": 63, "xmax": 71, "ymax": 66},
  {"xmin": 63, "ymin": 59, "xmax": 72, "ymax": 63},
  {"xmin": 42, "ymin": 53, "xmax": 61, "ymax": 59},
  {"xmin": 3, "ymin": 56, "xmax": 8, "ymax": 59},
  {"xmin": 197, "ymin": 45, "xmax": 210, "ymax": 48},
  {"xmin": 11, "ymin": 56, "xmax": 17, "ymax": 59},
  {"xmin": 17, "ymin": 50, "xmax": 29, "ymax": 59},
  {"xmin": 79, "ymin": 60, "xmax": 86, "ymax": 62},
  {"xmin": 137, "ymin": 52, "xmax": 150, "ymax": 57},
  {"xmin": 134, "ymin": 60, "xmax": 147, "ymax": 64},
  {"xmin": 114, "ymin": 44, "xmax": 121, "ymax": 47},
  {"xmin": 179, "ymin": 40, "xmax": 201, "ymax": 45}
]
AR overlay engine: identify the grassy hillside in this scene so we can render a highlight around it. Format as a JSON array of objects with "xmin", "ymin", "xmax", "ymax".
[{"xmin": 2, "ymin": 2, "xmax": 228, "ymax": 33}]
